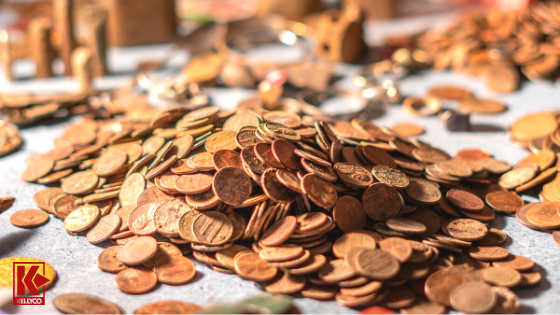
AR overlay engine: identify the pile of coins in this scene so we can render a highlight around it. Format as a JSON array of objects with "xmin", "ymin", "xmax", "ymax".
[
  {"xmin": 0, "ymin": 121, "xmax": 23, "ymax": 157},
  {"xmin": 15, "ymin": 87, "xmax": 545, "ymax": 313}
]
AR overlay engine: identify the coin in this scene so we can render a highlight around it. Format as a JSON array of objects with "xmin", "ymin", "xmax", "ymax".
[
  {"xmin": 334, "ymin": 163, "xmax": 373, "ymax": 189},
  {"xmin": 428, "ymin": 86, "xmax": 472, "ymax": 100},
  {"xmin": 271, "ymin": 139, "xmax": 301, "ymax": 170},
  {"xmin": 353, "ymin": 249, "xmax": 400, "ymax": 280},
  {"xmin": 22, "ymin": 158, "xmax": 54, "ymax": 182},
  {"xmin": 446, "ymin": 218, "xmax": 487, "ymax": 241},
  {"xmin": 378, "ymin": 237, "xmax": 413, "ymax": 263},
  {"xmin": 480, "ymin": 266, "xmax": 522, "ymax": 287},
  {"xmin": 468, "ymin": 246, "xmax": 510, "ymax": 261},
  {"xmin": 153, "ymin": 200, "xmax": 192, "ymax": 237},
  {"xmin": 260, "ymin": 216, "xmax": 297, "ymax": 246},
  {"xmin": 53, "ymin": 293, "xmax": 124, "ymax": 314},
  {"xmin": 363, "ymin": 183, "xmax": 402, "ymax": 221},
  {"xmin": 371, "ymin": 165, "xmax": 409, "ymax": 189},
  {"xmin": 86, "ymin": 214, "xmax": 121, "ymax": 244},
  {"xmin": 10, "ymin": 209, "xmax": 49, "ymax": 228},
  {"xmin": 53, "ymin": 195, "xmax": 80, "ymax": 219},
  {"xmin": 485, "ymin": 191, "xmax": 524, "ymax": 214},
  {"xmin": 97, "ymin": 246, "xmax": 127, "ymax": 273},
  {"xmin": 400, "ymin": 296, "xmax": 446, "ymax": 315},
  {"xmin": 333, "ymin": 195, "xmax": 366, "ymax": 232},
  {"xmin": 526, "ymin": 202, "xmax": 560, "ymax": 229},
  {"xmin": 95, "ymin": 149, "xmax": 127, "ymax": 177},
  {"xmin": 499, "ymin": 167, "xmax": 536, "ymax": 189},
  {"xmin": 175, "ymin": 172, "xmax": 213, "ymax": 194},
  {"xmin": 265, "ymin": 271, "xmax": 306, "ymax": 294},
  {"xmin": 450, "ymin": 281, "xmax": 496, "ymax": 314},
  {"xmin": 511, "ymin": 113, "xmax": 558, "ymax": 142},
  {"xmin": 61, "ymin": 170, "xmax": 99, "ymax": 195},
  {"xmin": 115, "ymin": 267, "xmax": 158, "ymax": 294},
  {"xmin": 405, "ymin": 179, "xmax": 442, "ymax": 205},
  {"xmin": 153, "ymin": 255, "xmax": 196, "ymax": 285},
  {"xmin": 128, "ymin": 203, "xmax": 159, "ymax": 235},
  {"xmin": 234, "ymin": 252, "xmax": 278, "ymax": 282},
  {"xmin": 446, "ymin": 190, "xmax": 484, "ymax": 212},
  {"xmin": 492, "ymin": 255, "xmax": 534, "ymax": 271},
  {"xmin": 301, "ymin": 174, "xmax": 338, "ymax": 209},
  {"xmin": 64, "ymin": 205, "xmax": 100, "ymax": 233},
  {"xmin": 259, "ymin": 245, "xmax": 304, "ymax": 262},
  {"xmin": 385, "ymin": 218, "xmax": 426, "ymax": 235},
  {"xmin": 118, "ymin": 236, "xmax": 158, "ymax": 266},
  {"xmin": 212, "ymin": 149, "xmax": 242, "ymax": 170},
  {"xmin": 133, "ymin": 300, "xmax": 201, "ymax": 314},
  {"xmin": 205, "ymin": 130, "xmax": 238, "ymax": 153},
  {"xmin": 192, "ymin": 211, "xmax": 233, "ymax": 245}
]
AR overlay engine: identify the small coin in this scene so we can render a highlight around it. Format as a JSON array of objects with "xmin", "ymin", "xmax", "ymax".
[
  {"xmin": 301, "ymin": 174, "xmax": 338, "ymax": 209},
  {"xmin": 97, "ymin": 246, "xmax": 127, "ymax": 273},
  {"xmin": 53, "ymin": 293, "xmax": 123, "ymax": 314},
  {"xmin": 192, "ymin": 211, "xmax": 233, "ymax": 245},
  {"xmin": 468, "ymin": 246, "xmax": 510, "ymax": 261},
  {"xmin": 362, "ymin": 183, "xmax": 402, "ymax": 221},
  {"xmin": 446, "ymin": 190, "xmax": 484, "ymax": 212},
  {"xmin": 53, "ymin": 195, "xmax": 80, "ymax": 219},
  {"xmin": 332, "ymin": 195, "xmax": 366, "ymax": 232},
  {"xmin": 128, "ymin": 203, "xmax": 159, "ymax": 235},
  {"xmin": 378, "ymin": 237, "xmax": 413, "ymax": 263},
  {"xmin": 61, "ymin": 170, "xmax": 99, "ymax": 195},
  {"xmin": 118, "ymin": 236, "xmax": 158, "ymax": 266},
  {"xmin": 317, "ymin": 259, "xmax": 356, "ymax": 283},
  {"xmin": 526, "ymin": 202, "xmax": 560, "ymax": 229},
  {"xmin": 385, "ymin": 218, "xmax": 426, "ymax": 235},
  {"xmin": 511, "ymin": 112, "xmax": 558, "ymax": 142},
  {"xmin": 212, "ymin": 149, "xmax": 242, "ymax": 170},
  {"xmin": 271, "ymin": 139, "xmax": 301, "ymax": 170},
  {"xmin": 175, "ymin": 172, "xmax": 213, "ymax": 194},
  {"xmin": 334, "ymin": 163, "xmax": 373, "ymax": 189},
  {"xmin": 264, "ymin": 271, "xmax": 306, "ymax": 294},
  {"xmin": 153, "ymin": 200, "xmax": 192, "ymax": 237},
  {"xmin": 95, "ymin": 149, "xmax": 127, "ymax": 177},
  {"xmin": 405, "ymin": 179, "xmax": 442, "ymax": 205},
  {"xmin": 22, "ymin": 158, "xmax": 54, "ymax": 182},
  {"xmin": 64, "ymin": 205, "xmax": 100, "ymax": 233},
  {"xmin": 205, "ymin": 130, "xmax": 238, "ymax": 153},
  {"xmin": 428, "ymin": 86, "xmax": 472, "ymax": 100},
  {"xmin": 259, "ymin": 245, "xmax": 304, "ymax": 262},
  {"xmin": 333, "ymin": 231, "xmax": 378, "ymax": 258},
  {"xmin": 480, "ymin": 266, "xmax": 522, "ymax": 287},
  {"xmin": 133, "ymin": 300, "xmax": 201, "ymax": 314},
  {"xmin": 353, "ymin": 249, "xmax": 400, "ymax": 280},
  {"xmin": 486, "ymin": 191, "xmax": 524, "ymax": 214},
  {"xmin": 499, "ymin": 167, "xmax": 536, "ymax": 189},
  {"xmin": 153, "ymin": 255, "xmax": 196, "ymax": 285},
  {"xmin": 492, "ymin": 255, "xmax": 534, "ymax": 271},
  {"xmin": 362, "ymin": 145, "xmax": 396, "ymax": 168},
  {"xmin": 450, "ymin": 281, "xmax": 496, "ymax": 314},
  {"xmin": 86, "ymin": 214, "xmax": 121, "ymax": 244},
  {"xmin": 115, "ymin": 267, "xmax": 158, "ymax": 294},
  {"xmin": 371, "ymin": 165, "xmax": 409, "ymax": 189},
  {"xmin": 260, "ymin": 216, "xmax": 297, "ymax": 247},
  {"xmin": 10, "ymin": 209, "xmax": 49, "ymax": 228},
  {"xmin": 233, "ymin": 252, "xmax": 278, "ymax": 282},
  {"xmin": 519, "ymin": 271, "xmax": 542, "ymax": 286},
  {"xmin": 447, "ymin": 218, "xmax": 488, "ymax": 241}
]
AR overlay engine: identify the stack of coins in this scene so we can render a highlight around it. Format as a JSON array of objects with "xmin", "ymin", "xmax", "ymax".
[{"xmin": 16, "ymin": 90, "xmax": 543, "ymax": 313}]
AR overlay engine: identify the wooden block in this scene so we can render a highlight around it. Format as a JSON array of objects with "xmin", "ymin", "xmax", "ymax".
[
  {"xmin": 314, "ymin": 10, "xmax": 366, "ymax": 63},
  {"xmin": 84, "ymin": 7, "xmax": 108, "ymax": 77},
  {"xmin": 29, "ymin": 16, "xmax": 55, "ymax": 78},
  {"xmin": 54, "ymin": 0, "xmax": 75, "ymax": 75}
]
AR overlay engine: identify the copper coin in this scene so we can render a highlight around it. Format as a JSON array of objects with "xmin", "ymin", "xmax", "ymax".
[
  {"xmin": 87, "ymin": 214, "xmax": 121, "ymax": 244},
  {"xmin": 95, "ymin": 149, "xmax": 127, "ymax": 177},
  {"xmin": 492, "ymin": 255, "xmax": 534, "ymax": 271},
  {"xmin": 170, "ymin": 159, "xmax": 197, "ymax": 175},
  {"xmin": 456, "ymin": 149, "xmax": 491, "ymax": 161},
  {"xmin": 317, "ymin": 259, "xmax": 356, "ymax": 283},
  {"xmin": 401, "ymin": 207, "xmax": 442, "ymax": 238},
  {"xmin": 215, "ymin": 244, "xmax": 250, "ymax": 269},
  {"xmin": 362, "ymin": 183, "xmax": 402, "ymax": 221},
  {"xmin": 353, "ymin": 249, "xmax": 400, "ymax": 280},
  {"xmin": 158, "ymin": 172, "xmax": 179, "ymax": 192},
  {"xmin": 264, "ymin": 271, "xmax": 306, "ymax": 294},
  {"xmin": 481, "ymin": 158, "xmax": 512, "ymax": 174},
  {"xmin": 294, "ymin": 148, "xmax": 331, "ymax": 167},
  {"xmin": 516, "ymin": 167, "xmax": 556, "ymax": 192},
  {"xmin": 212, "ymin": 149, "xmax": 242, "ymax": 170},
  {"xmin": 61, "ymin": 170, "xmax": 99, "ymax": 195},
  {"xmin": 53, "ymin": 293, "xmax": 124, "ymax": 314},
  {"xmin": 301, "ymin": 284, "xmax": 338, "ymax": 300},
  {"xmin": 287, "ymin": 254, "xmax": 327, "ymax": 275},
  {"xmin": 115, "ymin": 267, "xmax": 158, "ymax": 294},
  {"xmin": 128, "ymin": 203, "xmax": 159, "ymax": 235},
  {"xmin": 137, "ymin": 186, "xmax": 173, "ymax": 206},
  {"xmin": 450, "ymin": 281, "xmax": 496, "ymax": 314},
  {"xmin": 53, "ymin": 195, "xmax": 80, "ymax": 219},
  {"xmin": 260, "ymin": 216, "xmax": 297, "ymax": 246},
  {"xmin": 33, "ymin": 188, "xmax": 66, "ymax": 213},
  {"xmin": 37, "ymin": 169, "xmax": 73, "ymax": 184},
  {"xmin": 333, "ymin": 231, "xmax": 378, "ymax": 258},
  {"xmin": 385, "ymin": 218, "xmax": 426, "ymax": 235},
  {"xmin": 468, "ymin": 246, "xmax": 510, "ymax": 261},
  {"xmin": 271, "ymin": 139, "xmax": 301, "ymax": 170},
  {"xmin": 526, "ymin": 202, "xmax": 560, "ymax": 229},
  {"xmin": 259, "ymin": 245, "xmax": 304, "ymax": 262},
  {"xmin": 10, "ymin": 209, "xmax": 49, "ymax": 228},
  {"xmin": 212, "ymin": 166, "xmax": 252, "ymax": 205},
  {"xmin": 241, "ymin": 145, "xmax": 268, "ymax": 174},
  {"xmin": 401, "ymin": 297, "xmax": 446, "ymax": 315},
  {"xmin": 22, "ymin": 158, "xmax": 54, "ymax": 182},
  {"xmin": 254, "ymin": 143, "xmax": 285, "ymax": 168},
  {"xmin": 499, "ymin": 167, "xmax": 536, "ymax": 189},
  {"xmin": 435, "ymin": 159, "xmax": 472, "ymax": 178},
  {"xmin": 233, "ymin": 252, "xmax": 278, "ymax": 282},
  {"xmin": 486, "ymin": 191, "xmax": 524, "ymax": 214},
  {"xmin": 143, "ymin": 242, "xmax": 183, "ymax": 269},
  {"xmin": 153, "ymin": 200, "xmax": 192, "ymax": 237},
  {"xmin": 119, "ymin": 173, "xmax": 146, "ymax": 207},
  {"xmin": 425, "ymin": 266, "xmax": 481, "ymax": 307},
  {"xmin": 405, "ymin": 179, "xmax": 442, "ymax": 205},
  {"xmin": 64, "ymin": 205, "xmax": 100, "ymax": 233},
  {"xmin": 334, "ymin": 162, "xmax": 373, "ymax": 189},
  {"xmin": 295, "ymin": 212, "xmax": 328, "ymax": 233},
  {"xmin": 133, "ymin": 300, "xmax": 200, "ymax": 314},
  {"xmin": 146, "ymin": 155, "xmax": 178, "ymax": 180},
  {"xmin": 480, "ymin": 266, "xmax": 521, "ymax": 287},
  {"xmin": 446, "ymin": 190, "xmax": 484, "ymax": 212},
  {"xmin": 261, "ymin": 170, "xmax": 297, "ymax": 203},
  {"xmin": 235, "ymin": 128, "xmax": 261, "ymax": 148},
  {"xmin": 275, "ymin": 169, "xmax": 303, "ymax": 193},
  {"xmin": 333, "ymin": 195, "xmax": 366, "ymax": 232},
  {"xmin": 118, "ymin": 236, "xmax": 158, "ymax": 266},
  {"xmin": 412, "ymin": 147, "xmax": 450, "ymax": 164},
  {"xmin": 98, "ymin": 246, "xmax": 127, "ymax": 273},
  {"xmin": 153, "ymin": 255, "xmax": 196, "ymax": 285},
  {"xmin": 185, "ymin": 189, "xmax": 221, "ymax": 210},
  {"xmin": 301, "ymin": 174, "xmax": 338, "ymax": 209},
  {"xmin": 192, "ymin": 211, "xmax": 233, "ymax": 245},
  {"xmin": 362, "ymin": 145, "xmax": 396, "ymax": 168},
  {"xmin": 371, "ymin": 165, "xmax": 409, "ymax": 189},
  {"xmin": 378, "ymin": 237, "xmax": 413, "ymax": 263},
  {"xmin": 175, "ymin": 172, "xmax": 213, "ymax": 194},
  {"xmin": 519, "ymin": 271, "xmax": 542, "ymax": 286},
  {"xmin": 447, "ymin": 218, "xmax": 488, "ymax": 241},
  {"xmin": 43, "ymin": 143, "xmax": 74, "ymax": 161},
  {"xmin": 477, "ymin": 228, "xmax": 507, "ymax": 246}
]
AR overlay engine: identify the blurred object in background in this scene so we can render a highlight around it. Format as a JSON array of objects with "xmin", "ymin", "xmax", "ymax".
[
  {"xmin": 176, "ymin": 0, "xmax": 258, "ymax": 23},
  {"xmin": 105, "ymin": 0, "xmax": 176, "ymax": 46},
  {"xmin": 342, "ymin": 0, "xmax": 396, "ymax": 20},
  {"xmin": 256, "ymin": 0, "xmax": 324, "ymax": 22}
]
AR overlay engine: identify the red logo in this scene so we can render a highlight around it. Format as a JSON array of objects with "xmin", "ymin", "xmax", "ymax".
[{"xmin": 13, "ymin": 262, "xmax": 50, "ymax": 305}]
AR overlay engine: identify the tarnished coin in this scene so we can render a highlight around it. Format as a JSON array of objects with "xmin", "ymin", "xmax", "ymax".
[
  {"xmin": 192, "ymin": 211, "xmax": 233, "ymax": 245},
  {"xmin": 301, "ymin": 174, "xmax": 338, "ymax": 209},
  {"xmin": 118, "ymin": 236, "xmax": 158, "ymax": 266},
  {"xmin": 53, "ymin": 195, "xmax": 80, "ymax": 219},
  {"xmin": 87, "ymin": 214, "xmax": 121, "ymax": 244},
  {"xmin": 153, "ymin": 200, "xmax": 192, "ymax": 237},
  {"xmin": 362, "ymin": 183, "xmax": 402, "ymax": 221},
  {"xmin": 262, "ymin": 169, "xmax": 296, "ymax": 203},
  {"xmin": 296, "ymin": 212, "xmax": 328, "ymax": 233},
  {"xmin": 128, "ymin": 203, "xmax": 159, "ymax": 235},
  {"xmin": 153, "ymin": 255, "xmax": 196, "ymax": 285},
  {"xmin": 486, "ymin": 191, "xmax": 524, "ymax": 214},
  {"xmin": 241, "ymin": 145, "xmax": 268, "ymax": 174},
  {"xmin": 34, "ymin": 188, "xmax": 67, "ymax": 213},
  {"xmin": 405, "ymin": 179, "xmax": 442, "ymax": 205},
  {"xmin": 385, "ymin": 218, "xmax": 426, "ymax": 235},
  {"xmin": 255, "ymin": 143, "xmax": 285, "ymax": 168},
  {"xmin": 64, "ymin": 205, "xmax": 100, "ymax": 233},
  {"xmin": 447, "ymin": 219, "xmax": 488, "ymax": 241},
  {"xmin": 333, "ymin": 195, "xmax": 366, "ymax": 232},
  {"xmin": 262, "ymin": 122, "xmax": 301, "ymax": 142},
  {"xmin": 275, "ymin": 169, "xmax": 303, "ymax": 193},
  {"xmin": 492, "ymin": 255, "xmax": 534, "ymax": 271},
  {"xmin": 371, "ymin": 165, "xmax": 409, "ymax": 189},
  {"xmin": 480, "ymin": 267, "xmax": 521, "ymax": 287},
  {"xmin": 53, "ymin": 293, "xmax": 124, "ymax": 314},
  {"xmin": 446, "ymin": 190, "xmax": 484, "ymax": 212},
  {"xmin": 334, "ymin": 163, "xmax": 373, "ymax": 189},
  {"xmin": 213, "ymin": 166, "xmax": 252, "ymax": 205},
  {"xmin": 133, "ymin": 300, "xmax": 201, "ymax": 314},
  {"xmin": 233, "ymin": 252, "xmax": 278, "ymax": 282},
  {"xmin": 362, "ymin": 145, "xmax": 396, "ymax": 168},
  {"xmin": 499, "ymin": 167, "xmax": 536, "ymax": 189},
  {"xmin": 10, "ymin": 209, "xmax": 49, "ymax": 228},
  {"xmin": 97, "ymin": 246, "xmax": 127, "ymax": 273},
  {"xmin": 115, "ymin": 267, "xmax": 158, "ymax": 294},
  {"xmin": 450, "ymin": 281, "xmax": 496, "ymax": 314}
]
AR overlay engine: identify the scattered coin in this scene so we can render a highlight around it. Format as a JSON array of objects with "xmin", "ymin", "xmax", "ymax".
[{"xmin": 10, "ymin": 209, "xmax": 49, "ymax": 228}]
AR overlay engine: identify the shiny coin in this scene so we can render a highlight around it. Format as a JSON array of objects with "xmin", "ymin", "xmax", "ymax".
[
  {"xmin": 192, "ymin": 211, "xmax": 233, "ymax": 245},
  {"xmin": 86, "ymin": 214, "xmax": 121, "ymax": 244},
  {"xmin": 115, "ymin": 267, "xmax": 158, "ymax": 294},
  {"xmin": 64, "ymin": 205, "xmax": 100, "ymax": 233},
  {"xmin": 97, "ymin": 246, "xmax": 127, "ymax": 273},
  {"xmin": 450, "ymin": 281, "xmax": 496, "ymax": 314},
  {"xmin": 480, "ymin": 266, "xmax": 522, "ymax": 287},
  {"xmin": 234, "ymin": 252, "xmax": 278, "ymax": 282},
  {"xmin": 133, "ymin": 300, "xmax": 201, "ymax": 314},
  {"xmin": 447, "ymin": 218, "xmax": 487, "ymax": 241},
  {"xmin": 118, "ymin": 236, "xmax": 158, "ymax": 266},
  {"xmin": 153, "ymin": 255, "xmax": 196, "ymax": 285}
]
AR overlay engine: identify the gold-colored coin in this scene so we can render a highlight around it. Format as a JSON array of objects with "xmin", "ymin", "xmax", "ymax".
[
  {"xmin": 64, "ymin": 205, "xmax": 100, "ymax": 233},
  {"xmin": 0, "ymin": 257, "xmax": 56, "ymax": 290}
]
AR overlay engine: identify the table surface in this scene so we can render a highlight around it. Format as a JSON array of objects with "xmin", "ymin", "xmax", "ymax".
[{"xmin": 2, "ymin": 10, "xmax": 560, "ymax": 314}]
